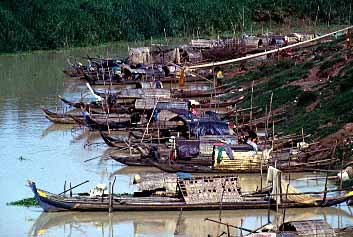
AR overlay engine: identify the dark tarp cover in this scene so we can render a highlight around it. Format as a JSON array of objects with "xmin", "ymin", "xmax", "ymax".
[
  {"xmin": 188, "ymin": 120, "xmax": 229, "ymax": 136},
  {"xmin": 176, "ymin": 139, "xmax": 200, "ymax": 159},
  {"xmin": 169, "ymin": 110, "xmax": 222, "ymax": 121}
]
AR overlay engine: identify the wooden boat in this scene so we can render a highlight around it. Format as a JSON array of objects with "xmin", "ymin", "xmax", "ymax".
[
  {"xmin": 100, "ymin": 131, "xmax": 170, "ymax": 148},
  {"xmin": 149, "ymin": 142, "xmax": 336, "ymax": 173},
  {"xmin": 150, "ymin": 154, "xmax": 336, "ymax": 173},
  {"xmin": 171, "ymin": 85, "xmax": 234, "ymax": 98},
  {"xmin": 110, "ymin": 154, "xmax": 153, "ymax": 166},
  {"xmin": 91, "ymin": 85, "xmax": 235, "ymax": 100},
  {"xmin": 58, "ymin": 96, "xmax": 132, "ymax": 114},
  {"xmin": 41, "ymin": 107, "xmax": 79, "ymax": 124},
  {"xmin": 28, "ymin": 167, "xmax": 353, "ymax": 212},
  {"xmin": 42, "ymin": 107, "xmax": 133, "ymax": 125},
  {"xmin": 63, "ymin": 68, "xmax": 84, "ymax": 78},
  {"xmin": 110, "ymin": 154, "xmax": 213, "ymax": 167},
  {"xmin": 80, "ymin": 112, "xmax": 189, "ymax": 131},
  {"xmin": 93, "ymin": 88, "xmax": 172, "ymax": 100},
  {"xmin": 71, "ymin": 114, "xmax": 133, "ymax": 130}
]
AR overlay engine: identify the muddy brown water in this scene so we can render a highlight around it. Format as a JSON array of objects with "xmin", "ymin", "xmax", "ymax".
[{"xmin": 0, "ymin": 45, "xmax": 353, "ymax": 237}]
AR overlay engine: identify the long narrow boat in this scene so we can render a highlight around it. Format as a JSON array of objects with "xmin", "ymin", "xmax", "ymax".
[
  {"xmin": 28, "ymin": 168, "xmax": 353, "ymax": 212},
  {"xmin": 42, "ymin": 107, "xmax": 133, "ymax": 125},
  {"xmin": 171, "ymin": 85, "xmax": 234, "ymax": 98},
  {"xmin": 91, "ymin": 85, "xmax": 235, "ymax": 100},
  {"xmin": 58, "ymin": 96, "xmax": 132, "ymax": 114},
  {"xmin": 71, "ymin": 114, "xmax": 133, "ymax": 130},
  {"xmin": 150, "ymin": 155, "xmax": 336, "ymax": 173},
  {"xmin": 110, "ymin": 155, "xmax": 213, "ymax": 167},
  {"xmin": 100, "ymin": 131, "xmax": 170, "ymax": 147},
  {"xmin": 146, "ymin": 141, "xmax": 335, "ymax": 173},
  {"xmin": 41, "ymin": 107, "xmax": 79, "ymax": 124}
]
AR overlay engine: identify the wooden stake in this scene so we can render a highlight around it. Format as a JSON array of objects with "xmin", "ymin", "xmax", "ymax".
[
  {"xmin": 266, "ymin": 92, "xmax": 273, "ymax": 141},
  {"xmin": 174, "ymin": 208, "xmax": 183, "ymax": 235},
  {"xmin": 140, "ymin": 99, "xmax": 159, "ymax": 143},
  {"xmin": 108, "ymin": 181, "xmax": 112, "ymax": 213},
  {"xmin": 340, "ymin": 151, "xmax": 345, "ymax": 190},
  {"xmin": 63, "ymin": 181, "xmax": 66, "ymax": 196},
  {"xmin": 272, "ymin": 120, "xmax": 275, "ymax": 151},
  {"xmin": 235, "ymin": 104, "xmax": 238, "ymax": 135},
  {"xmin": 267, "ymin": 193, "xmax": 271, "ymax": 223},
  {"xmin": 282, "ymin": 183, "xmax": 290, "ymax": 225},
  {"xmin": 204, "ymin": 218, "xmax": 254, "ymax": 233},
  {"xmin": 219, "ymin": 179, "xmax": 227, "ymax": 221},
  {"xmin": 323, "ymin": 141, "xmax": 337, "ymax": 204},
  {"xmin": 69, "ymin": 182, "xmax": 72, "ymax": 197},
  {"xmin": 260, "ymin": 159, "xmax": 263, "ymax": 190}
]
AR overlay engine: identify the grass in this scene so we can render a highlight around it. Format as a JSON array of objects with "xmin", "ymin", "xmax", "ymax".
[
  {"xmin": 227, "ymin": 36, "xmax": 353, "ymax": 141},
  {"xmin": 7, "ymin": 197, "xmax": 38, "ymax": 207}
]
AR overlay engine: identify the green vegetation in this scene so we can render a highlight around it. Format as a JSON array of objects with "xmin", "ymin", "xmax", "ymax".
[
  {"xmin": 1, "ymin": 0, "xmax": 352, "ymax": 53},
  {"xmin": 7, "ymin": 197, "xmax": 38, "ymax": 207},
  {"xmin": 227, "ymin": 37, "xmax": 353, "ymax": 140}
]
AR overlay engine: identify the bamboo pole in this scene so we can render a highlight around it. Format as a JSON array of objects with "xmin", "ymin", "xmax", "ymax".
[
  {"xmin": 108, "ymin": 181, "xmax": 112, "ymax": 213},
  {"xmin": 70, "ymin": 182, "xmax": 72, "ymax": 197},
  {"xmin": 140, "ymin": 99, "xmax": 159, "ymax": 143},
  {"xmin": 63, "ymin": 181, "xmax": 66, "ymax": 196},
  {"xmin": 260, "ymin": 158, "xmax": 263, "ymax": 190},
  {"xmin": 218, "ymin": 179, "xmax": 227, "ymax": 221},
  {"xmin": 282, "ymin": 183, "xmax": 290, "ymax": 225},
  {"xmin": 250, "ymin": 80, "xmax": 254, "ymax": 130},
  {"xmin": 205, "ymin": 218, "xmax": 254, "ymax": 233},
  {"xmin": 189, "ymin": 26, "xmax": 353, "ymax": 69},
  {"xmin": 59, "ymin": 180, "xmax": 90, "ymax": 195},
  {"xmin": 323, "ymin": 141, "xmax": 337, "ymax": 204},
  {"xmin": 340, "ymin": 151, "xmax": 345, "ymax": 190},
  {"xmin": 174, "ymin": 208, "xmax": 183, "ymax": 235},
  {"xmin": 235, "ymin": 104, "xmax": 238, "ymax": 135}
]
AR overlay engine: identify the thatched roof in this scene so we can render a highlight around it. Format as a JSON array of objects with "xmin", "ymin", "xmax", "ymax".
[
  {"xmin": 279, "ymin": 220, "xmax": 335, "ymax": 236},
  {"xmin": 181, "ymin": 176, "xmax": 240, "ymax": 204}
]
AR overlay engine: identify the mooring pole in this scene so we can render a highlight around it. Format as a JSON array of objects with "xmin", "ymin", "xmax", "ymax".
[
  {"xmin": 250, "ymin": 80, "xmax": 254, "ymax": 130},
  {"xmin": 323, "ymin": 141, "xmax": 337, "ymax": 204},
  {"xmin": 108, "ymin": 181, "xmax": 112, "ymax": 213}
]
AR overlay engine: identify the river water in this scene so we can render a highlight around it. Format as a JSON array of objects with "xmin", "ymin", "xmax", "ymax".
[{"xmin": 0, "ymin": 44, "xmax": 353, "ymax": 237}]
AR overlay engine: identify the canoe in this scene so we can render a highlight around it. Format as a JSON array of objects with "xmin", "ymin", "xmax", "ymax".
[
  {"xmin": 41, "ymin": 107, "xmax": 79, "ymax": 124},
  {"xmin": 58, "ymin": 96, "xmax": 132, "ymax": 114},
  {"xmin": 110, "ymin": 154, "xmax": 213, "ymax": 167},
  {"xmin": 72, "ymin": 114, "xmax": 133, "ymax": 130},
  {"xmin": 42, "ymin": 107, "xmax": 133, "ymax": 125},
  {"xmin": 28, "ymin": 170, "xmax": 353, "ymax": 212},
  {"xmin": 171, "ymin": 85, "xmax": 234, "ymax": 98},
  {"xmin": 150, "ymin": 155, "xmax": 336, "ymax": 173},
  {"xmin": 100, "ymin": 131, "xmax": 169, "ymax": 148}
]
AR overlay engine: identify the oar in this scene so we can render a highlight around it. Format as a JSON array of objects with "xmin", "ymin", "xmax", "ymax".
[
  {"xmin": 205, "ymin": 218, "xmax": 254, "ymax": 233},
  {"xmin": 83, "ymin": 146, "xmax": 131, "ymax": 163},
  {"xmin": 58, "ymin": 180, "xmax": 89, "ymax": 195}
]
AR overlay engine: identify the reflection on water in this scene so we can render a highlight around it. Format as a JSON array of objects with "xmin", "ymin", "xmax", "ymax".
[
  {"xmin": 29, "ymin": 207, "xmax": 353, "ymax": 237},
  {"xmin": 1, "ymin": 43, "xmax": 353, "ymax": 237}
]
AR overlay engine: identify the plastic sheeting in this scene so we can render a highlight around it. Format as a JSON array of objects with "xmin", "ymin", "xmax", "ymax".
[
  {"xmin": 188, "ymin": 120, "xmax": 229, "ymax": 136},
  {"xmin": 176, "ymin": 139, "xmax": 200, "ymax": 159}
]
